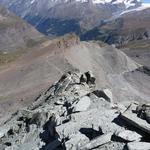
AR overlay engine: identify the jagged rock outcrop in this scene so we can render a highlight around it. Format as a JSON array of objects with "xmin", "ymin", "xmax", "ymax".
[
  {"xmin": 0, "ymin": 71, "xmax": 150, "ymax": 150},
  {"xmin": 136, "ymin": 104, "xmax": 150, "ymax": 124},
  {"xmin": 0, "ymin": 71, "xmax": 97, "ymax": 149}
]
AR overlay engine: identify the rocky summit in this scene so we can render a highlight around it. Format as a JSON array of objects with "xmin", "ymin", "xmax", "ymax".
[{"xmin": 0, "ymin": 71, "xmax": 150, "ymax": 150}]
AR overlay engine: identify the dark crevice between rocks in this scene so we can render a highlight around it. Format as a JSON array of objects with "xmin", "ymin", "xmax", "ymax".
[
  {"xmin": 4, "ymin": 142, "xmax": 12, "ymax": 147},
  {"xmin": 40, "ymin": 117, "xmax": 57, "ymax": 148},
  {"xmin": 63, "ymin": 101, "xmax": 73, "ymax": 116},
  {"xmin": 111, "ymin": 134, "xmax": 127, "ymax": 143},
  {"xmin": 112, "ymin": 115, "xmax": 129, "ymax": 128},
  {"xmin": 79, "ymin": 127, "xmax": 103, "ymax": 141},
  {"xmin": 62, "ymin": 118, "xmax": 70, "ymax": 124},
  {"xmin": 7, "ymin": 129, "xmax": 14, "ymax": 136},
  {"xmin": 113, "ymin": 115, "xmax": 150, "ymax": 142},
  {"xmin": 136, "ymin": 66, "xmax": 150, "ymax": 76},
  {"xmin": 123, "ymin": 144, "xmax": 128, "ymax": 150},
  {"xmin": 134, "ymin": 104, "xmax": 150, "ymax": 124},
  {"xmin": 92, "ymin": 90, "xmax": 111, "ymax": 102},
  {"xmin": 39, "ymin": 115, "xmax": 66, "ymax": 150},
  {"xmin": 80, "ymin": 71, "xmax": 96, "ymax": 85},
  {"xmin": 17, "ymin": 116, "xmax": 32, "ymax": 132}
]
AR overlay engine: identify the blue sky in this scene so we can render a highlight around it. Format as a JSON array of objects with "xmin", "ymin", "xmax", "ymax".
[{"xmin": 144, "ymin": 0, "xmax": 150, "ymax": 3}]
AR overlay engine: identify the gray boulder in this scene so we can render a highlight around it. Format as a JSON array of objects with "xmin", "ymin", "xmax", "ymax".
[
  {"xmin": 73, "ymin": 96, "xmax": 91, "ymax": 112},
  {"xmin": 103, "ymin": 89, "xmax": 113, "ymax": 103},
  {"xmin": 0, "ymin": 127, "xmax": 8, "ymax": 138},
  {"xmin": 65, "ymin": 132, "xmax": 89, "ymax": 150},
  {"xmin": 136, "ymin": 104, "xmax": 150, "ymax": 124},
  {"xmin": 115, "ymin": 129, "xmax": 142, "ymax": 142},
  {"xmin": 80, "ymin": 133, "xmax": 112, "ymax": 150}
]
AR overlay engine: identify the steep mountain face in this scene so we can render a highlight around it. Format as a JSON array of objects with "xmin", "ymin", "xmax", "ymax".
[
  {"xmin": 0, "ymin": 6, "xmax": 47, "ymax": 65},
  {"xmin": 0, "ymin": 0, "xmax": 142, "ymax": 37},
  {"xmin": 81, "ymin": 5, "xmax": 150, "ymax": 47}
]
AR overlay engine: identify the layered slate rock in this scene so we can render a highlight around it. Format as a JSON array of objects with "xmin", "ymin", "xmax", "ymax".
[
  {"xmin": 0, "ymin": 71, "xmax": 97, "ymax": 150},
  {"xmin": 121, "ymin": 103, "xmax": 150, "ymax": 135},
  {"xmin": 0, "ymin": 71, "xmax": 149, "ymax": 150},
  {"xmin": 115, "ymin": 129, "xmax": 142, "ymax": 142}
]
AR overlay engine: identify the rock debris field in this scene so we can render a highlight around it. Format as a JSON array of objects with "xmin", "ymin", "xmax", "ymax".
[{"xmin": 0, "ymin": 71, "xmax": 150, "ymax": 150}]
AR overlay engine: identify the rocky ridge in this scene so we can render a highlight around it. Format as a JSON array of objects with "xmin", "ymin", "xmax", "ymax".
[{"xmin": 0, "ymin": 71, "xmax": 150, "ymax": 150}]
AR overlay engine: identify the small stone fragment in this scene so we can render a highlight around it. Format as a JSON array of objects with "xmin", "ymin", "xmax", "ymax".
[
  {"xmin": 80, "ymin": 133, "xmax": 112, "ymax": 150},
  {"xmin": 65, "ymin": 132, "xmax": 89, "ymax": 150},
  {"xmin": 127, "ymin": 142, "xmax": 150, "ymax": 150},
  {"xmin": 115, "ymin": 129, "xmax": 142, "ymax": 142},
  {"xmin": 121, "ymin": 106, "xmax": 150, "ymax": 134},
  {"xmin": 103, "ymin": 89, "xmax": 113, "ymax": 103},
  {"xmin": 0, "ymin": 128, "xmax": 8, "ymax": 138},
  {"xmin": 73, "ymin": 96, "xmax": 91, "ymax": 112}
]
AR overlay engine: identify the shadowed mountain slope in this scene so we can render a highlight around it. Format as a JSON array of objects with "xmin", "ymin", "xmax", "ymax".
[{"xmin": 0, "ymin": 6, "xmax": 46, "ymax": 52}]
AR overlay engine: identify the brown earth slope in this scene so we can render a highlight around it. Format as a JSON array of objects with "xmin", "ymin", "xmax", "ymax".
[{"xmin": 0, "ymin": 33, "xmax": 150, "ymax": 124}]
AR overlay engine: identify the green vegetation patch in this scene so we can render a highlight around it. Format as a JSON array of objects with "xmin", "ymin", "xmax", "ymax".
[
  {"xmin": 0, "ymin": 96, "xmax": 7, "ymax": 101},
  {"xmin": 0, "ymin": 51, "xmax": 21, "ymax": 65}
]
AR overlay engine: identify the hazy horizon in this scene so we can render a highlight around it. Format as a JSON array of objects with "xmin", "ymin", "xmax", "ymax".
[{"xmin": 144, "ymin": 0, "xmax": 150, "ymax": 3}]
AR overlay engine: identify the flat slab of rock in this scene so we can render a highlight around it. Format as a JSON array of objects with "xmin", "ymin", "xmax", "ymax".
[
  {"xmin": 80, "ymin": 133, "xmax": 112, "ymax": 150},
  {"xmin": 0, "ymin": 127, "xmax": 9, "ymax": 138},
  {"xmin": 56, "ymin": 108, "xmax": 119, "ymax": 139},
  {"xmin": 73, "ymin": 96, "xmax": 91, "ymax": 112},
  {"xmin": 65, "ymin": 132, "xmax": 89, "ymax": 150},
  {"xmin": 121, "ymin": 107, "xmax": 150, "ymax": 134},
  {"xmin": 103, "ymin": 89, "xmax": 113, "ymax": 103},
  {"xmin": 127, "ymin": 142, "xmax": 150, "ymax": 150},
  {"xmin": 115, "ymin": 129, "xmax": 142, "ymax": 142}
]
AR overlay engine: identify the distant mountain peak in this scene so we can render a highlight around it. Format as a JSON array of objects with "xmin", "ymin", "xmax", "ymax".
[{"xmin": 3, "ymin": 0, "xmax": 142, "ymax": 7}]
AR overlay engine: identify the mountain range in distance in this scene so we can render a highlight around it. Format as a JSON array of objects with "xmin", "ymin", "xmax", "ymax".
[{"xmin": 0, "ymin": 0, "xmax": 144, "ymax": 41}]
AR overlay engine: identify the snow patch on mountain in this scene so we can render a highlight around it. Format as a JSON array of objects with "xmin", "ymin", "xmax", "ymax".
[
  {"xmin": 6, "ymin": 0, "xmax": 141, "ymax": 6},
  {"xmin": 106, "ymin": 2, "xmax": 150, "ymax": 22},
  {"xmin": 119, "ymin": 3, "xmax": 150, "ymax": 16},
  {"xmin": 31, "ymin": 0, "xmax": 35, "ymax": 4}
]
